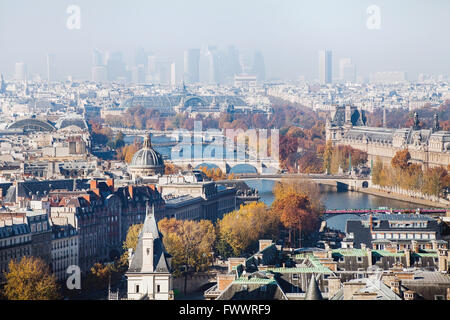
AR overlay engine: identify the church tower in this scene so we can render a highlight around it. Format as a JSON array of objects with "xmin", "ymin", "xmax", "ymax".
[{"xmin": 126, "ymin": 204, "xmax": 173, "ymax": 300}]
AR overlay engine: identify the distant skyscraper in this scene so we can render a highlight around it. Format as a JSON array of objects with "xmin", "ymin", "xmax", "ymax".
[
  {"xmin": 184, "ymin": 49, "xmax": 200, "ymax": 84},
  {"xmin": 47, "ymin": 54, "xmax": 56, "ymax": 82},
  {"xmin": 93, "ymin": 49, "xmax": 104, "ymax": 66},
  {"xmin": 106, "ymin": 51, "xmax": 127, "ymax": 82},
  {"xmin": 170, "ymin": 62, "xmax": 176, "ymax": 88},
  {"xmin": 318, "ymin": 50, "xmax": 332, "ymax": 84},
  {"xmin": 252, "ymin": 50, "xmax": 266, "ymax": 82},
  {"xmin": 91, "ymin": 66, "xmax": 108, "ymax": 82},
  {"xmin": 134, "ymin": 46, "xmax": 148, "ymax": 68},
  {"xmin": 339, "ymin": 58, "xmax": 356, "ymax": 82},
  {"xmin": 239, "ymin": 51, "xmax": 253, "ymax": 74},
  {"xmin": 147, "ymin": 56, "xmax": 170, "ymax": 84},
  {"xmin": 131, "ymin": 65, "xmax": 146, "ymax": 84},
  {"xmin": 0, "ymin": 74, "xmax": 6, "ymax": 94},
  {"xmin": 14, "ymin": 62, "xmax": 27, "ymax": 81}
]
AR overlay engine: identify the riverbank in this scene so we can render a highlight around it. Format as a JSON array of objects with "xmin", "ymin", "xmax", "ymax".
[{"xmin": 354, "ymin": 187, "xmax": 450, "ymax": 209}]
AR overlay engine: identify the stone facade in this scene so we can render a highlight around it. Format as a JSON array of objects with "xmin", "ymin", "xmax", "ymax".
[{"xmin": 326, "ymin": 105, "xmax": 450, "ymax": 168}]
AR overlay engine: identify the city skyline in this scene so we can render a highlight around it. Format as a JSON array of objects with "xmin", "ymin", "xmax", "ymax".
[{"xmin": 0, "ymin": 0, "xmax": 449, "ymax": 81}]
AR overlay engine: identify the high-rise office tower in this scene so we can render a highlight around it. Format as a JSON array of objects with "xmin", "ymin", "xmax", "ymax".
[
  {"xmin": 106, "ymin": 51, "xmax": 127, "ymax": 82},
  {"xmin": 252, "ymin": 50, "xmax": 266, "ymax": 82},
  {"xmin": 47, "ymin": 54, "xmax": 56, "ymax": 82},
  {"xmin": 170, "ymin": 62, "xmax": 176, "ymax": 88},
  {"xmin": 131, "ymin": 65, "xmax": 146, "ymax": 84},
  {"xmin": 15, "ymin": 62, "xmax": 27, "ymax": 81},
  {"xmin": 318, "ymin": 50, "xmax": 332, "ymax": 84},
  {"xmin": 147, "ymin": 55, "xmax": 170, "ymax": 84},
  {"xmin": 339, "ymin": 58, "xmax": 356, "ymax": 82},
  {"xmin": 239, "ymin": 50, "xmax": 253, "ymax": 74},
  {"xmin": 135, "ymin": 46, "xmax": 147, "ymax": 68},
  {"xmin": 93, "ymin": 49, "xmax": 104, "ymax": 67},
  {"xmin": 184, "ymin": 49, "xmax": 200, "ymax": 84}
]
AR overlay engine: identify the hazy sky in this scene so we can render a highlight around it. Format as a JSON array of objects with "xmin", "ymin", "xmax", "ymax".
[{"xmin": 0, "ymin": 0, "xmax": 449, "ymax": 80}]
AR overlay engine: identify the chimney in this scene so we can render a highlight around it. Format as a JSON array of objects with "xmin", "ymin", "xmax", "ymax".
[
  {"xmin": 404, "ymin": 290, "xmax": 415, "ymax": 300},
  {"xmin": 327, "ymin": 276, "xmax": 342, "ymax": 299},
  {"xmin": 90, "ymin": 180, "xmax": 98, "ymax": 190},
  {"xmin": 258, "ymin": 239, "xmax": 273, "ymax": 252},
  {"xmin": 438, "ymin": 249, "xmax": 448, "ymax": 272},
  {"xmin": 367, "ymin": 248, "xmax": 373, "ymax": 267},
  {"xmin": 217, "ymin": 274, "xmax": 236, "ymax": 291},
  {"xmin": 405, "ymin": 250, "xmax": 411, "ymax": 267},
  {"xmin": 128, "ymin": 185, "xmax": 134, "ymax": 199},
  {"xmin": 82, "ymin": 194, "xmax": 91, "ymax": 203},
  {"xmin": 106, "ymin": 179, "xmax": 115, "ymax": 192},
  {"xmin": 389, "ymin": 278, "xmax": 402, "ymax": 297},
  {"xmin": 227, "ymin": 258, "xmax": 246, "ymax": 273},
  {"xmin": 361, "ymin": 243, "xmax": 366, "ymax": 250}
]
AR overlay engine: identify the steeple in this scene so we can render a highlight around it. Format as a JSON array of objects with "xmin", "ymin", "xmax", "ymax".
[
  {"xmin": 413, "ymin": 112, "xmax": 420, "ymax": 130},
  {"xmin": 433, "ymin": 113, "xmax": 440, "ymax": 132},
  {"xmin": 305, "ymin": 275, "xmax": 323, "ymax": 300}
]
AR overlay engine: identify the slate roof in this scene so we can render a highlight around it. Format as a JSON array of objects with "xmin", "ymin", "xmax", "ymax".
[
  {"xmin": 127, "ymin": 205, "xmax": 171, "ymax": 274},
  {"xmin": 305, "ymin": 275, "xmax": 323, "ymax": 300},
  {"xmin": 0, "ymin": 223, "xmax": 30, "ymax": 239},
  {"xmin": 330, "ymin": 277, "xmax": 402, "ymax": 300}
]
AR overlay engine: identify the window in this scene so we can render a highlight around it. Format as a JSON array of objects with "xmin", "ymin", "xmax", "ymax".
[
  {"xmin": 157, "ymin": 285, "xmax": 161, "ymax": 293},
  {"xmin": 135, "ymin": 285, "xmax": 140, "ymax": 293},
  {"xmin": 357, "ymin": 257, "xmax": 363, "ymax": 263},
  {"xmin": 434, "ymin": 295, "xmax": 445, "ymax": 300}
]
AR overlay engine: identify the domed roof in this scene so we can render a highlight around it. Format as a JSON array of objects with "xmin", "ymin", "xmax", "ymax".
[{"xmin": 129, "ymin": 134, "xmax": 164, "ymax": 169}]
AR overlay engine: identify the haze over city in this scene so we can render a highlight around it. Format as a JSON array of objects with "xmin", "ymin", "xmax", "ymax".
[
  {"xmin": 1, "ymin": 0, "xmax": 449, "ymax": 81},
  {"xmin": 0, "ymin": 0, "xmax": 449, "ymax": 306}
]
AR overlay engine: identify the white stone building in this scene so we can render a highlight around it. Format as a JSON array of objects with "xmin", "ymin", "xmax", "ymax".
[{"xmin": 126, "ymin": 205, "xmax": 173, "ymax": 300}]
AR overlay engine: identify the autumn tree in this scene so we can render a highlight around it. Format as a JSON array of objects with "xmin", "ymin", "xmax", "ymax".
[
  {"xmin": 164, "ymin": 162, "xmax": 182, "ymax": 175},
  {"xmin": 391, "ymin": 149, "xmax": 411, "ymax": 170},
  {"xmin": 158, "ymin": 218, "xmax": 216, "ymax": 277},
  {"xmin": 3, "ymin": 257, "xmax": 60, "ymax": 300},
  {"xmin": 271, "ymin": 181, "xmax": 322, "ymax": 247},
  {"xmin": 423, "ymin": 166, "xmax": 450, "ymax": 197},
  {"xmin": 371, "ymin": 157, "xmax": 384, "ymax": 185},
  {"xmin": 118, "ymin": 223, "xmax": 144, "ymax": 268},
  {"xmin": 217, "ymin": 202, "xmax": 280, "ymax": 257}
]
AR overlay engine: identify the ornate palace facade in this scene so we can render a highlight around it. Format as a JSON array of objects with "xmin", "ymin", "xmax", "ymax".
[{"xmin": 326, "ymin": 105, "xmax": 450, "ymax": 168}]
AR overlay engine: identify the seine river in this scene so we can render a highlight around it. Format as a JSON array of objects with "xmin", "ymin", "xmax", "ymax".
[
  {"xmin": 126, "ymin": 135, "xmax": 431, "ymax": 232},
  {"xmin": 245, "ymin": 179, "xmax": 432, "ymax": 232}
]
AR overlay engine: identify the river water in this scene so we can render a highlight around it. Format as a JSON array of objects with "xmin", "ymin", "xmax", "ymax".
[{"xmin": 244, "ymin": 179, "xmax": 432, "ymax": 232}]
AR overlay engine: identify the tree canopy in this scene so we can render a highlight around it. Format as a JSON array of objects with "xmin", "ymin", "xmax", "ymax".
[{"xmin": 3, "ymin": 257, "xmax": 60, "ymax": 300}]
